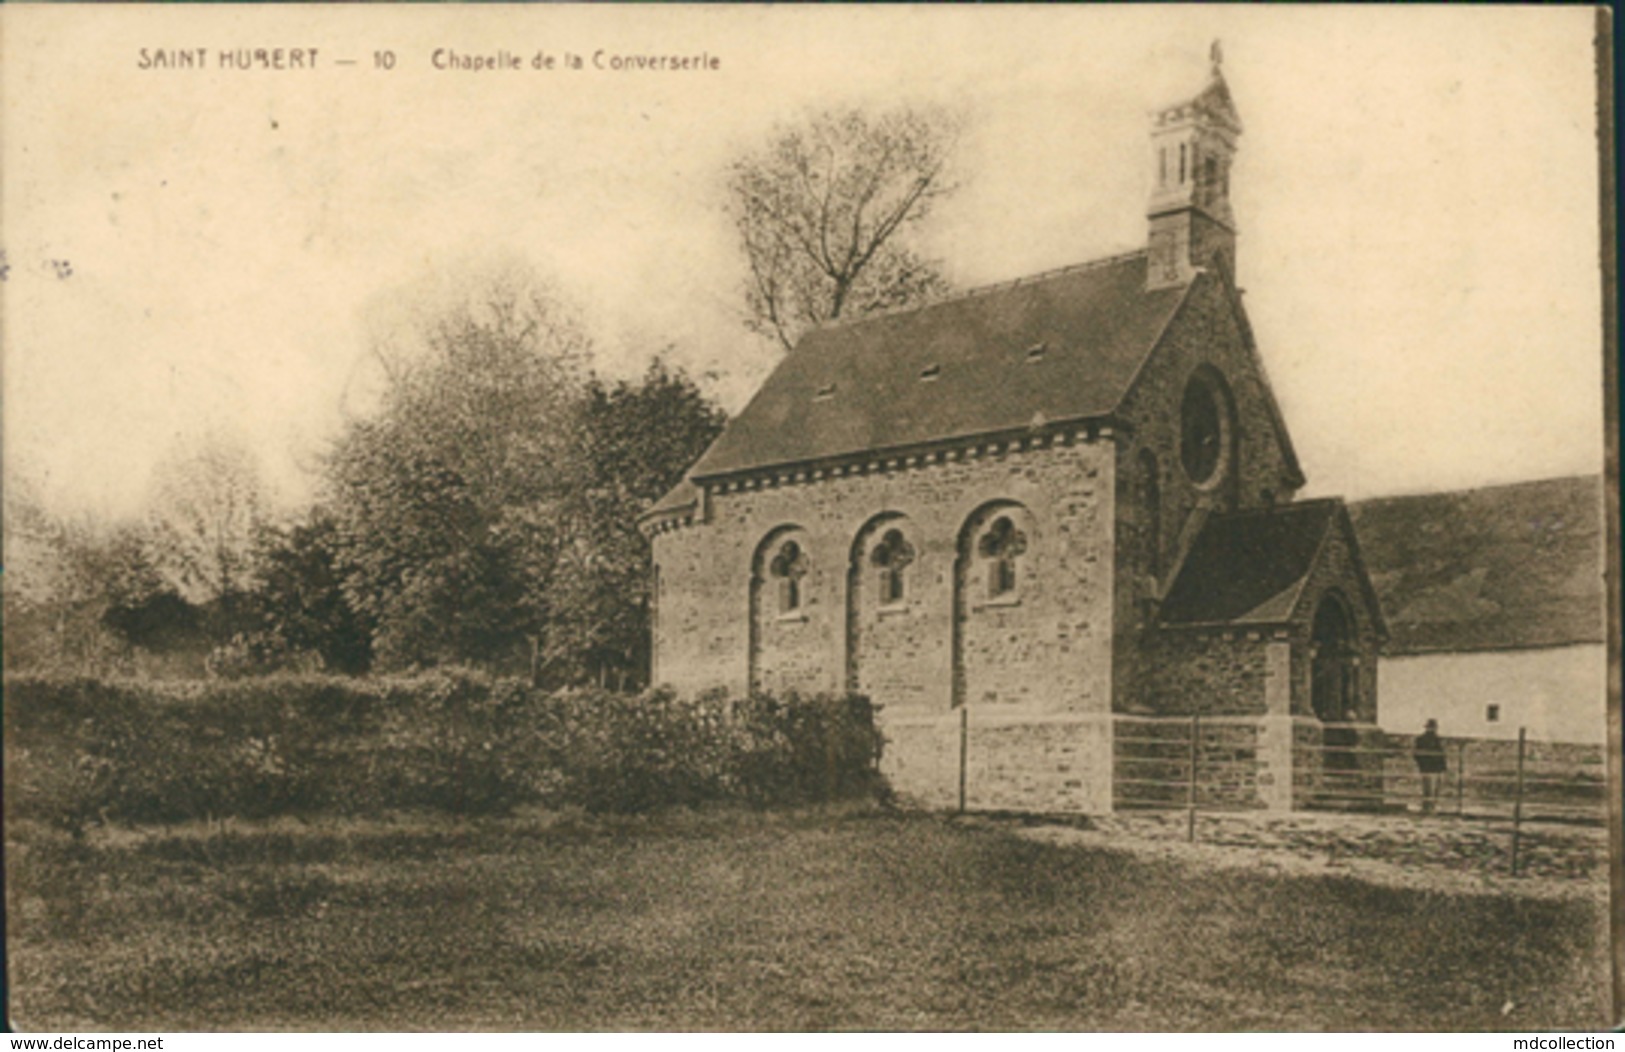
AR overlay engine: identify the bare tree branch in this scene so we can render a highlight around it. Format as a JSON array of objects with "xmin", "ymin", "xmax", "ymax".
[{"xmin": 726, "ymin": 104, "xmax": 962, "ymax": 351}]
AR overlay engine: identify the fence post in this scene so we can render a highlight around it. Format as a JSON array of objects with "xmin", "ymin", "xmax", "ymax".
[
  {"xmin": 1455, "ymin": 739, "xmax": 1467, "ymax": 816},
  {"xmin": 1509, "ymin": 726, "xmax": 1527, "ymax": 876},
  {"xmin": 1187, "ymin": 713, "xmax": 1200, "ymax": 843},
  {"xmin": 957, "ymin": 704, "xmax": 969, "ymax": 816}
]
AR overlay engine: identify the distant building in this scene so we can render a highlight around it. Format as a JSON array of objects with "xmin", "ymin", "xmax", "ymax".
[
  {"xmin": 1350, "ymin": 475, "xmax": 1607, "ymax": 744},
  {"xmin": 640, "ymin": 53, "xmax": 1388, "ymax": 813}
]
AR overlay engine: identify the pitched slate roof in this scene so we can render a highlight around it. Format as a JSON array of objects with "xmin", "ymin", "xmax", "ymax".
[
  {"xmin": 685, "ymin": 251, "xmax": 1191, "ymax": 481},
  {"xmin": 1347, "ymin": 475, "xmax": 1605, "ymax": 655},
  {"xmin": 1159, "ymin": 500, "xmax": 1345, "ymax": 627}
]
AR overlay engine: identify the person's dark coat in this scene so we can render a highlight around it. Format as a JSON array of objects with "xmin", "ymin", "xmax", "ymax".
[{"xmin": 1413, "ymin": 730, "xmax": 1447, "ymax": 774}]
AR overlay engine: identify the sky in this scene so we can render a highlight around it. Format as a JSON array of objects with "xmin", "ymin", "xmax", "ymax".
[{"xmin": 1, "ymin": 5, "xmax": 1606, "ymax": 521}]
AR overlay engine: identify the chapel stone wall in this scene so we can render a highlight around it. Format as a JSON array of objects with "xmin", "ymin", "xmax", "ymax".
[
  {"xmin": 1111, "ymin": 271, "xmax": 1306, "ymax": 713},
  {"xmin": 650, "ymin": 434, "xmax": 1120, "ymax": 812},
  {"xmin": 651, "ymin": 434, "xmax": 1118, "ymax": 715}
]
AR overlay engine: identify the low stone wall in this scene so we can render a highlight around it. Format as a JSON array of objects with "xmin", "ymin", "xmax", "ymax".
[
  {"xmin": 879, "ymin": 713, "xmax": 963, "ymax": 812},
  {"xmin": 885, "ymin": 710, "xmax": 1283, "ymax": 816},
  {"xmin": 1113, "ymin": 716, "xmax": 1265, "ymax": 810},
  {"xmin": 880, "ymin": 709, "xmax": 1113, "ymax": 814},
  {"xmin": 1253, "ymin": 716, "xmax": 1313, "ymax": 809},
  {"xmin": 881, "ymin": 712, "xmax": 1595, "ymax": 819},
  {"xmin": 1293, "ymin": 722, "xmax": 1389, "ymax": 811},
  {"xmin": 1113, "ymin": 717, "xmax": 1192, "ymax": 809},
  {"xmin": 964, "ymin": 714, "xmax": 1114, "ymax": 814},
  {"xmin": 1198, "ymin": 720, "xmax": 1263, "ymax": 807},
  {"xmin": 1288, "ymin": 718, "xmax": 1326, "ymax": 809}
]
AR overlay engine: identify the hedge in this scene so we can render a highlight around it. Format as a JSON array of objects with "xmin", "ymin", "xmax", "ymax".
[{"xmin": 2, "ymin": 672, "xmax": 886, "ymax": 833}]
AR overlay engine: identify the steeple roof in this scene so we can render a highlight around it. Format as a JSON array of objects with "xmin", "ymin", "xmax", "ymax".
[{"xmin": 1155, "ymin": 43, "xmax": 1242, "ymax": 135}]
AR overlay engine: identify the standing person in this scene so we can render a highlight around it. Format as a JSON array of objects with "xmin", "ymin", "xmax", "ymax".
[{"xmin": 1414, "ymin": 718, "xmax": 1447, "ymax": 814}]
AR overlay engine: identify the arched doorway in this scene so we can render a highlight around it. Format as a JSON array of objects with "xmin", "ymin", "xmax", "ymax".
[
  {"xmin": 1310, "ymin": 593, "xmax": 1360, "ymax": 779},
  {"xmin": 1310, "ymin": 595, "xmax": 1357, "ymax": 722}
]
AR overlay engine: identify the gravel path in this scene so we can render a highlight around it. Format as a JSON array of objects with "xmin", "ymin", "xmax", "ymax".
[{"xmin": 1002, "ymin": 809, "xmax": 1609, "ymax": 901}]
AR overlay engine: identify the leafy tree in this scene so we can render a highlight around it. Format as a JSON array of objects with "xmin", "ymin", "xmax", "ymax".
[
  {"xmin": 246, "ymin": 510, "xmax": 372, "ymax": 674},
  {"xmin": 547, "ymin": 358, "xmax": 726, "ymax": 687},
  {"xmin": 145, "ymin": 431, "xmax": 269, "ymax": 605},
  {"xmin": 325, "ymin": 273, "xmax": 589, "ymax": 674},
  {"xmin": 728, "ymin": 105, "xmax": 961, "ymax": 351},
  {"xmin": 2, "ymin": 472, "xmax": 66, "ymax": 659},
  {"xmin": 2, "ymin": 480, "xmax": 185, "ymax": 673},
  {"xmin": 325, "ymin": 261, "xmax": 731, "ymax": 683}
]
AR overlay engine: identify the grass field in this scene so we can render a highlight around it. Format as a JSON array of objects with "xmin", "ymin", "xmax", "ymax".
[{"xmin": 5, "ymin": 806, "xmax": 1611, "ymax": 1031}]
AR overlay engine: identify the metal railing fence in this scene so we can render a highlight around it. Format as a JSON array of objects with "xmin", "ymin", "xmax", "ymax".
[{"xmin": 951, "ymin": 711, "xmax": 1607, "ymax": 877}]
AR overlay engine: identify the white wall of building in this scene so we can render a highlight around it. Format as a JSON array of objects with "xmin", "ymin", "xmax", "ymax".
[{"xmin": 1378, "ymin": 643, "xmax": 1607, "ymax": 744}]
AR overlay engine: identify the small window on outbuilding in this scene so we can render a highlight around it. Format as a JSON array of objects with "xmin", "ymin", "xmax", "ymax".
[
  {"xmin": 871, "ymin": 528, "xmax": 916, "ymax": 606},
  {"xmin": 978, "ymin": 516, "xmax": 1027, "ymax": 599},
  {"xmin": 1485, "ymin": 704, "xmax": 1501, "ymax": 724},
  {"xmin": 771, "ymin": 540, "xmax": 810, "ymax": 613}
]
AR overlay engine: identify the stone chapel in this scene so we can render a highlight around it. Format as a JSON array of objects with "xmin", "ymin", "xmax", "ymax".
[{"xmin": 640, "ymin": 53, "xmax": 1387, "ymax": 813}]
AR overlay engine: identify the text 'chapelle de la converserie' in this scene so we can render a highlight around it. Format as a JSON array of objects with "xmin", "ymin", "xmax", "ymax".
[{"xmin": 432, "ymin": 49, "xmax": 722, "ymax": 72}]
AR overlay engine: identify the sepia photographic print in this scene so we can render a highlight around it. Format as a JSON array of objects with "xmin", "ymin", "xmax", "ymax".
[{"xmin": 2, "ymin": 3, "xmax": 1616, "ymax": 1034}]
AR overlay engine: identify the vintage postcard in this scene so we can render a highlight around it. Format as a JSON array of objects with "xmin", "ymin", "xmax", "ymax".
[{"xmin": 3, "ymin": 4, "xmax": 1614, "ymax": 1034}]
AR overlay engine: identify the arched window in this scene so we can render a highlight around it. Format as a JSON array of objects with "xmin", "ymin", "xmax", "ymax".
[
  {"xmin": 978, "ymin": 516, "xmax": 1027, "ymax": 598},
  {"xmin": 871, "ymin": 528, "xmax": 915, "ymax": 606},
  {"xmin": 1180, "ymin": 367, "xmax": 1233, "ymax": 488},
  {"xmin": 770, "ymin": 540, "xmax": 809, "ymax": 613}
]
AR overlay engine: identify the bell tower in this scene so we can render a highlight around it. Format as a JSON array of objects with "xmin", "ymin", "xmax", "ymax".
[{"xmin": 1147, "ymin": 42, "xmax": 1243, "ymax": 290}]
